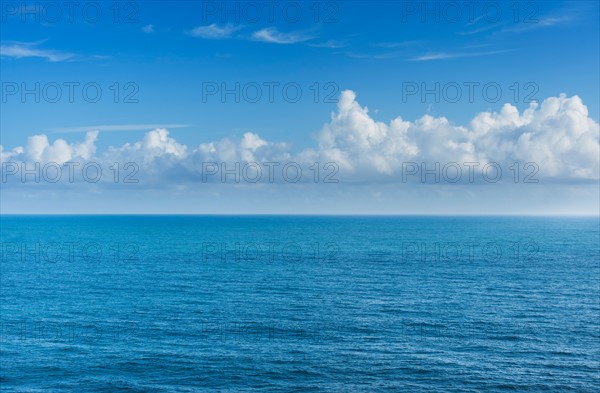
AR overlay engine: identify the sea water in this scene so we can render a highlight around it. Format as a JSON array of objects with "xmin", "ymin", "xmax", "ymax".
[{"xmin": 1, "ymin": 215, "xmax": 598, "ymax": 391}]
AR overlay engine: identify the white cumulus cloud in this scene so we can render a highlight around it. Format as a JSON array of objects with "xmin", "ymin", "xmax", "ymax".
[
  {"xmin": 1, "ymin": 91, "xmax": 598, "ymax": 185},
  {"xmin": 2, "ymin": 130, "xmax": 98, "ymax": 165}
]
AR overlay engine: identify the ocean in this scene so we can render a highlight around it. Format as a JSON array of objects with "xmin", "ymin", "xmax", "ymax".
[{"xmin": 1, "ymin": 215, "xmax": 599, "ymax": 391}]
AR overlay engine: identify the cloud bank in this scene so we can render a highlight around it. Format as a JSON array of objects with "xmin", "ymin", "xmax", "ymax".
[{"xmin": 2, "ymin": 91, "xmax": 598, "ymax": 185}]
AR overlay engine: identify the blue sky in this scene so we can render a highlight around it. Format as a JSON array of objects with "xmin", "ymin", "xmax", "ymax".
[{"xmin": 1, "ymin": 1, "xmax": 599, "ymax": 214}]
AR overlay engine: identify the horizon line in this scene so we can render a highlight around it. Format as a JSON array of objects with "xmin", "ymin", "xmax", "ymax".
[{"xmin": 1, "ymin": 213, "xmax": 598, "ymax": 218}]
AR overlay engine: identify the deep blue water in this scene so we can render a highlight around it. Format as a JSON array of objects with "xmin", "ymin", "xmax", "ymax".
[{"xmin": 1, "ymin": 216, "xmax": 599, "ymax": 392}]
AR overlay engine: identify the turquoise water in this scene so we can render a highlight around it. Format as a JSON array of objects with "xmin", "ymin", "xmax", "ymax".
[{"xmin": 1, "ymin": 216, "xmax": 599, "ymax": 391}]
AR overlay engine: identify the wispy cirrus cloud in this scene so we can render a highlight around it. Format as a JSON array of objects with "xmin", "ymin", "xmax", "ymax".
[
  {"xmin": 189, "ymin": 23, "xmax": 243, "ymax": 39},
  {"xmin": 48, "ymin": 124, "xmax": 191, "ymax": 134},
  {"xmin": 187, "ymin": 24, "xmax": 321, "ymax": 46},
  {"xmin": 251, "ymin": 28, "xmax": 314, "ymax": 44},
  {"xmin": 308, "ymin": 39, "xmax": 348, "ymax": 49},
  {"xmin": 500, "ymin": 15, "xmax": 574, "ymax": 34},
  {"xmin": 460, "ymin": 14, "xmax": 573, "ymax": 36},
  {"xmin": 344, "ymin": 51, "xmax": 400, "ymax": 60},
  {"xmin": 458, "ymin": 23, "xmax": 505, "ymax": 36},
  {"xmin": 408, "ymin": 49, "xmax": 512, "ymax": 61},
  {"xmin": 373, "ymin": 41, "xmax": 426, "ymax": 49},
  {"xmin": 0, "ymin": 41, "xmax": 74, "ymax": 62}
]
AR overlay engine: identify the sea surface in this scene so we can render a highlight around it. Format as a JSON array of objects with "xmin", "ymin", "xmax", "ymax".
[{"xmin": 1, "ymin": 215, "xmax": 599, "ymax": 392}]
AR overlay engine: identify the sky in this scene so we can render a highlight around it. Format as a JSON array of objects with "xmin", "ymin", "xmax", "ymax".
[{"xmin": 0, "ymin": 0, "xmax": 599, "ymax": 214}]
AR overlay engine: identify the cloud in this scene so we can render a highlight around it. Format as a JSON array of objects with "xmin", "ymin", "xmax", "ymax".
[
  {"xmin": 458, "ymin": 23, "xmax": 504, "ymax": 36},
  {"xmin": 309, "ymin": 91, "xmax": 599, "ymax": 180},
  {"xmin": 500, "ymin": 16, "xmax": 573, "ymax": 34},
  {"xmin": 460, "ymin": 15, "xmax": 574, "ymax": 36},
  {"xmin": 252, "ymin": 28, "xmax": 313, "ymax": 44},
  {"xmin": 48, "ymin": 124, "xmax": 190, "ymax": 134},
  {"xmin": 0, "ymin": 42, "xmax": 74, "ymax": 62},
  {"xmin": 1, "ymin": 131, "xmax": 98, "ymax": 165},
  {"xmin": 309, "ymin": 40, "xmax": 348, "ymax": 49},
  {"xmin": 189, "ymin": 23, "xmax": 243, "ymax": 39},
  {"xmin": 305, "ymin": 90, "xmax": 419, "ymax": 175},
  {"xmin": 408, "ymin": 49, "xmax": 512, "ymax": 61},
  {"xmin": 142, "ymin": 24, "xmax": 155, "ymax": 33},
  {"xmin": 345, "ymin": 52, "xmax": 400, "ymax": 60},
  {"xmin": 109, "ymin": 128, "xmax": 187, "ymax": 162},
  {"xmin": 187, "ymin": 25, "xmax": 316, "ymax": 45},
  {"xmin": 373, "ymin": 41, "xmax": 425, "ymax": 48},
  {"xmin": 197, "ymin": 132, "xmax": 291, "ymax": 164},
  {"xmin": 2, "ymin": 91, "xmax": 598, "ymax": 184},
  {"xmin": 343, "ymin": 42, "xmax": 425, "ymax": 60}
]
